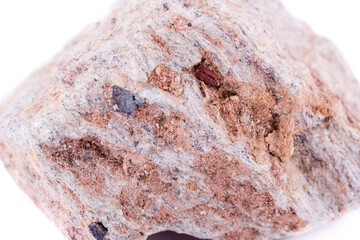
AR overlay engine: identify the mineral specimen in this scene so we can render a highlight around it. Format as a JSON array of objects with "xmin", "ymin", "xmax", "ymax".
[{"xmin": 0, "ymin": 0, "xmax": 360, "ymax": 239}]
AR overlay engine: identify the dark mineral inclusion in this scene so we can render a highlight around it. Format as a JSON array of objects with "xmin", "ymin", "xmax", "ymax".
[
  {"xmin": 113, "ymin": 86, "xmax": 145, "ymax": 114},
  {"xmin": 89, "ymin": 222, "xmax": 108, "ymax": 240}
]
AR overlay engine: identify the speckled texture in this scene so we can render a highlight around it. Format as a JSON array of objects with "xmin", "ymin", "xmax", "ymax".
[{"xmin": 1, "ymin": 0, "xmax": 360, "ymax": 239}]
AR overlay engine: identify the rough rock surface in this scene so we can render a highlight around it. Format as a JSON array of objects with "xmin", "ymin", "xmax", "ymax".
[{"xmin": 0, "ymin": 0, "xmax": 360, "ymax": 239}]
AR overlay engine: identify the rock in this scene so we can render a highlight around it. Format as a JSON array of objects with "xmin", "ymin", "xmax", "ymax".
[
  {"xmin": 88, "ymin": 222, "xmax": 108, "ymax": 240},
  {"xmin": 0, "ymin": 0, "xmax": 359, "ymax": 239},
  {"xmin": 113, "ymin": 86, "xmax": 145, "ymax": 115}
]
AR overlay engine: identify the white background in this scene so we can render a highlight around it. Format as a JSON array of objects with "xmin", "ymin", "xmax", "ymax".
[{"xmin": 0, "ymin": 1, "xmax": 359, "ymax": 239}]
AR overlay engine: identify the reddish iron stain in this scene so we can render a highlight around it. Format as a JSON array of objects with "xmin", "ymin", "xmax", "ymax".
[{"xmin": 196, "ymin": 65, "xmax": 220, "ymax": 88}]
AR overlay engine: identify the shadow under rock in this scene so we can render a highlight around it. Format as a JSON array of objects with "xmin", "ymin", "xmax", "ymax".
[{"xmin": 147, "ymin": 231, "xmax": 209, "ymax": 240}]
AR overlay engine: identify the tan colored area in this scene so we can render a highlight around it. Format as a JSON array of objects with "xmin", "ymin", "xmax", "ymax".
[
  {"xmin": 150, "ymin": 33, "xmax": 173, "ymax": 61},
  {"xmin": 196, "ymin": 150, "xmax": 307, "ymax": 232},
  {"xmin": 196, "ymin": 55, "xmax": 301, "ymax": 163},
  {"xmin": 148, "ymin": 65, "xmax": 184, "ymax": 97},
  {"xmin": 219, "ymin": 228, "xmax": 259, "ymax": 240},
  {"xmin": 168, "ymin": 14, "xmax": 192, "ymax": 32},
  {"xmin": 135, "ymin": 104, "xmax": 192, "ymax": 151},
  {"xmin": 39, "ymin": 135, "xmax": 306, "ymax": 239}
]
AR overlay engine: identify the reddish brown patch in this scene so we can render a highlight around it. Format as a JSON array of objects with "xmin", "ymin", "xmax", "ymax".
[
  {"xmin": 168, "ymin": 14, "xmax": 192, "ymax": 32},
  {"xmin": 84, "ymin": 107, "xmax": 112, "ymax": 128},
  {"xmin": 218, "ymin": 81, "xmax": 297, "ymax": 162},
  {"xmin": 118, "ymin": 190, "xmax": 142, "ymax": 222},
  {"xmin": 135, "ymin": 104, "xmax": 192, "ymax": 150},
  {"xmin": 186, "ymin": 181, "xmax": 198, "ymax": 191},
  {"xmin": 309, "ymin": 73, "xmax": 336, "ymax": 119},
  {"xmin": 40, "ymin": 136, "xmax": 123, "ymax": 194},
  {"xmin": 306, "ymin": 67, "xmax": 360, "ymax": 132},
  {"xmin": 148, "ymin": 65, "xmax": 184, "ymax": 97},
  {"xmin": 40, "ymin": 135, "xmax": 176, "ymax": 228},
  {"xmin": 203, "ymin": 33, "xmax": 223, "ymax": 48},
  {"xmin": 265, "ymin": 114, "xmax": 296, "ymax": 160},
  {"xmin": 195, "ymin": 149, "xmax": 307, "ymax": 231},
  {"xmin": 305, "ymin": 67, "xmax": 360, "ymax": 142},
  {"xmin": 197, "ymin": 54, "xmax": 300, "ymax": 162},
  {"xmin": 220, "ymin": 228, "xmax": 259, "ymax": 240},
  {"xmin": 152, "ymin": 208, "xmax": 177, "ymax": 225},
  {"xmin": 151, "ymin": 33, "xmax": 173, "ymax": 60}
]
